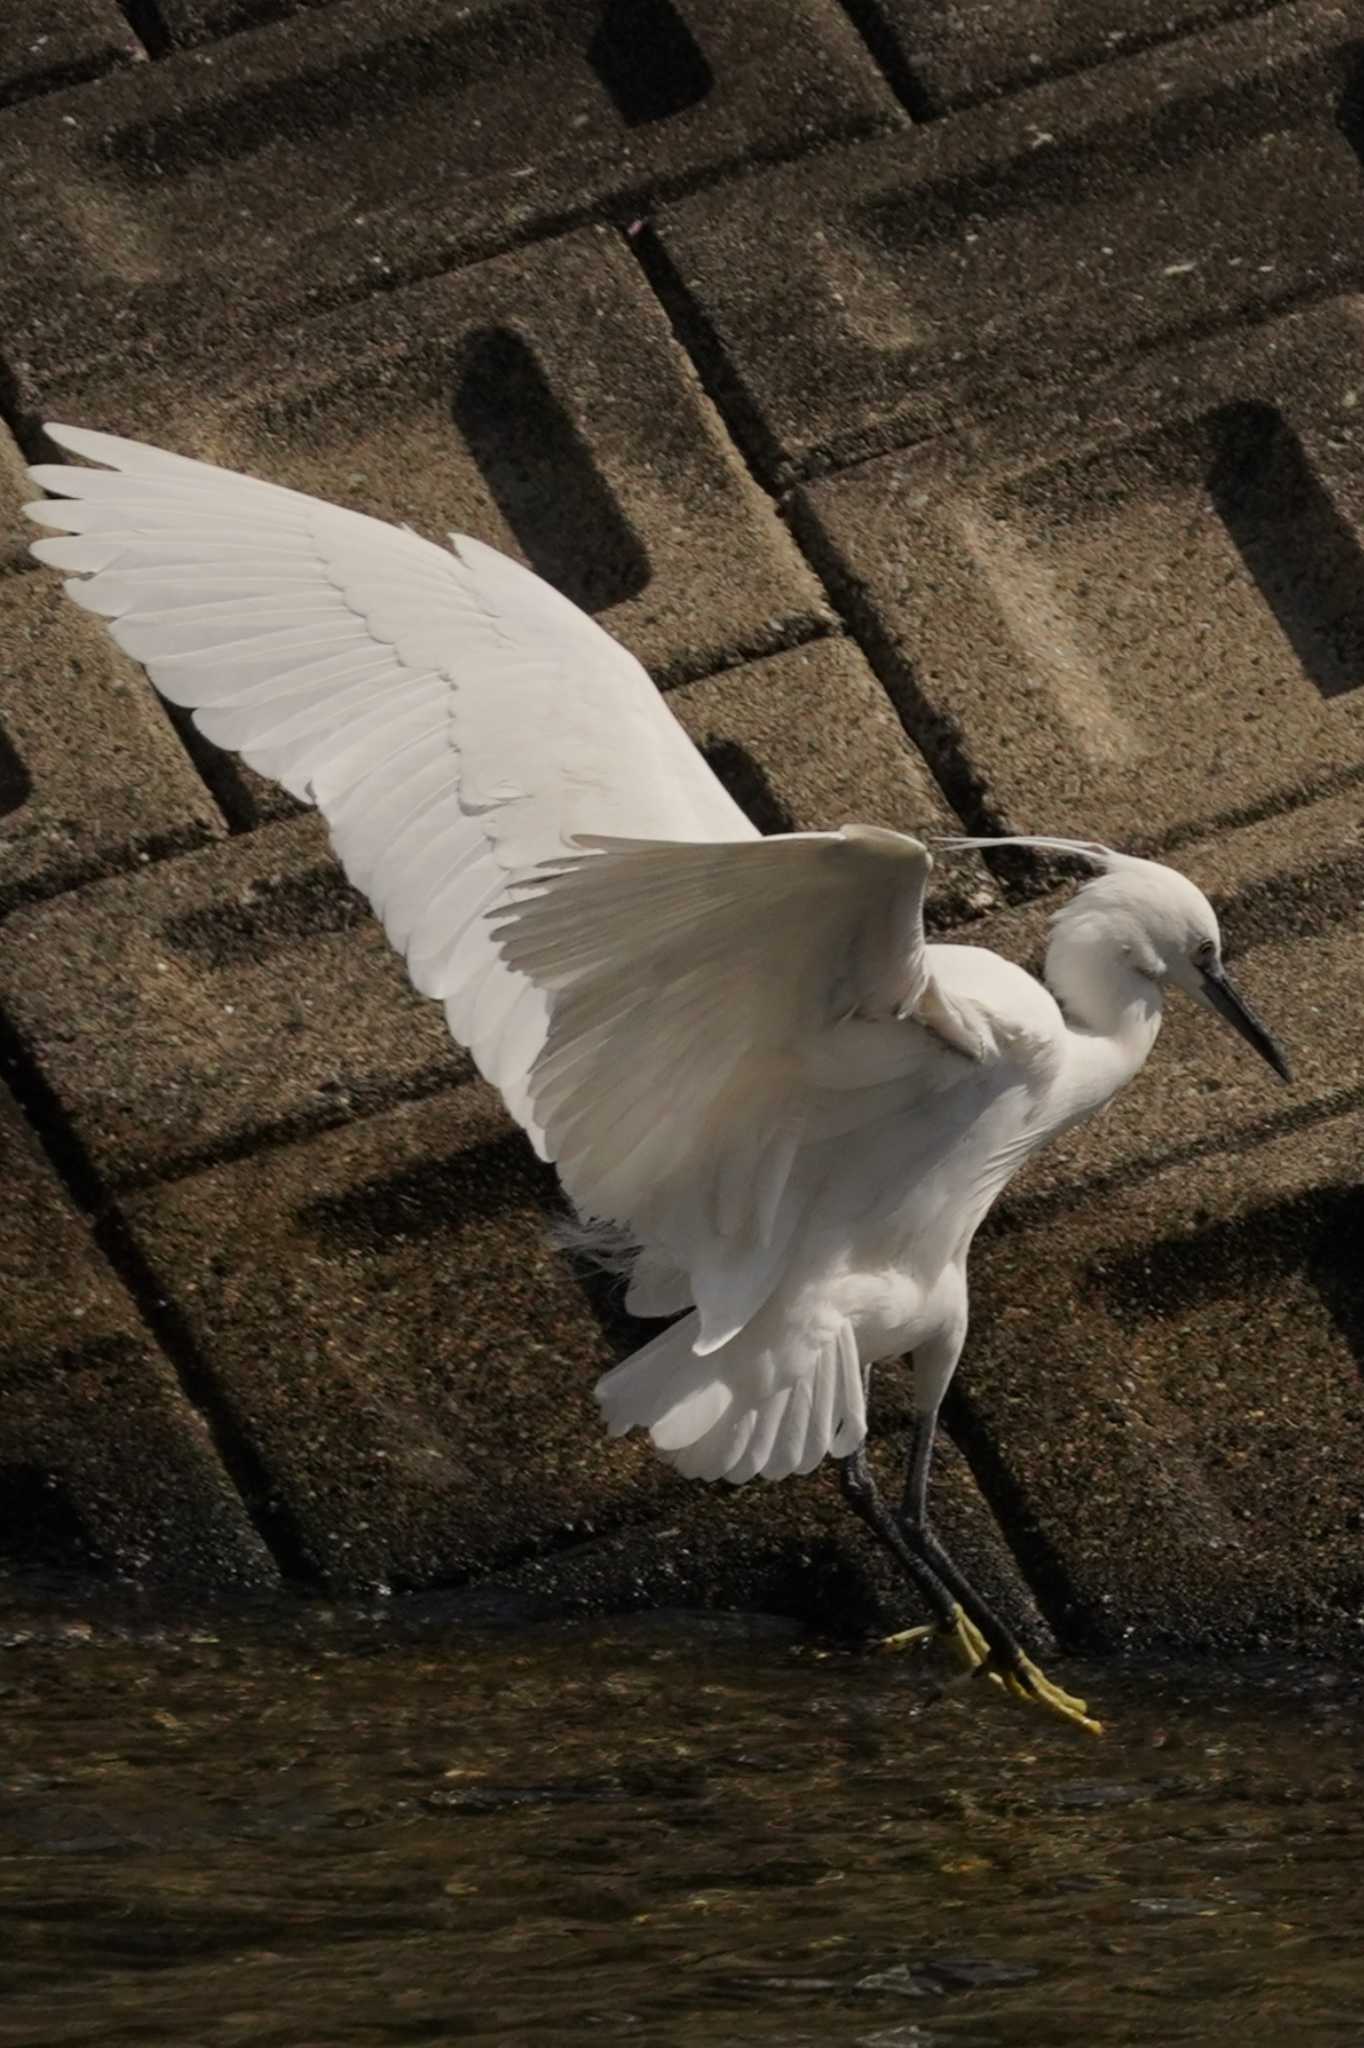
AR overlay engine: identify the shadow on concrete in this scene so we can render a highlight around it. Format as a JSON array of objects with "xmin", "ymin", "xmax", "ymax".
[
  {"xmin": 452, "ymin": 327, "xmax": 651, "ymax": 615},
  {"xmin": 1206, "ymin": 401, "xmax": 1364, "ymax": 702}
]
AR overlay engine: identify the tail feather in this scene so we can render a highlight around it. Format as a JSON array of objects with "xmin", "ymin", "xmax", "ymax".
[
  {"xmin": 766, "ymin": 1378, "xmax": 812, "ymax": 1481},
  {"xmin": 594, "ymin": 1310, "xmax": 865, "ymax": 1483},
  {"xmin": 670, "ymin": 1400, "xmax": 754, "ymax": 1481},
  {"xmin": 596, "ymin": 1313, "xmax": 716, "ymax": 1436}
]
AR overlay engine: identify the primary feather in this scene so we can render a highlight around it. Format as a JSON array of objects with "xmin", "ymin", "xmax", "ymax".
[{"xmin": 28, "ymin": 423, "xmax": 750, "ymax": 1156}]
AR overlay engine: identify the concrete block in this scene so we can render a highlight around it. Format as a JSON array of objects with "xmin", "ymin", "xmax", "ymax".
[
  {"xmin": 0, "ymin": 572, "xmax": 222, "ymax": 914},
  {"xmin": 120, "ymin": 1082, "xmax": 636, "ymax": 1594},
  {"xmin": 966, "ymin": 1103, "xmax": 1364, "ymax": 1651},
  {"xmin": 157, "ymin": 0, "xmax": 333, "ymax": 44},
  {"xmin": 1, "ymin": 628, "xmax": 986, "ymax": 1186},
  {"xmin": 0, "ymin": 1, "xmax": 143, "ymax": 108},
  {"xmin": 656, "ymin": 4, "xmax": 1364, "ymax": 479},
  {"xmin": 0, "ymin": 815, "xmax": 466, "ymax": 1187},
  {"xmin": 452, "ymin": 1425, "xmax": 1045, "ymax": 1642},
  {"xmin": 797, "ymin": 296, "xmax": 1364, "ymax": 848},
  {"xmin": 670, "ymin": 637, "xmax": 995, "ymax": 922},
  {"xmin": 124, "ymin": 1079, "xmax": 1045, "ymax": 1631},
  {"xmin": 26, "ymin": 226, "xmax": 830, "ymax": 831},
  {"xmin": 0, "ymin": 0, "xmax": 900, "ymax": 390},
  {"xmin": 0, "ymin": 1083, "xmax": 275, "ymax": 1586},
  {"xmin": 0, "ymin": 421, "xmax": 35, "ymax": 573},
  {"xmin": 849, "ymin": 0, "xmax": 1294, "ymax": 114}
]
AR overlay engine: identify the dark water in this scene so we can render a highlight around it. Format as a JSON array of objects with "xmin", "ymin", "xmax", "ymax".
[{"xmin": 2, "ymin": 1583, "xmax": 1362, "ymax": 2047}]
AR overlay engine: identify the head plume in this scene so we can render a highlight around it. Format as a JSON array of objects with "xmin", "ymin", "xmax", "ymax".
[{"xmin": 931, "ymin": 833, "xmax": 1119, "ymax": 868}]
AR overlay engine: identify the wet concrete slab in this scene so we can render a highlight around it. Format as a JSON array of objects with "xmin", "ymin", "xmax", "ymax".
[{"xmin": 451, "ymin": 1421, "xmax": 1047, "ymax": 1644}]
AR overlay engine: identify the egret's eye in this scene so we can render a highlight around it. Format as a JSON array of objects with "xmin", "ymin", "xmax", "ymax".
[{"xmin": 1195, "ymin": 939, "xmax": 1218, "ymax": 970}]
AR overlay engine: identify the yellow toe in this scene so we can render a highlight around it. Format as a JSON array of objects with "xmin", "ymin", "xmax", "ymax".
[
  {"xmin": 878, "ymin": 1621, "xmax": 939, "ymax": 1653},
  {"xmin": 1010, "ymin": 1654, "xmax": 1104, "ymax": 1735},
  {"xmin": 877, "ymin": 1612, "xmax": 1099, "ymax": 1730},
  {"xmin": 934, "ymin": 1608, "xmax": 1008, "ymax": 1694},
  {"xmin": 880, "ymin": 1609, "xmax": 1000, "ymax": 1690},
  {"xmin": 951, "ymin": 1610, "xmax": 993, "ymax": 1670}
]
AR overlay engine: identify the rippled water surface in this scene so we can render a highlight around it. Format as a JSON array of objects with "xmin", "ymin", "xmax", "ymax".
[{"xmin": 2, "ymin": 1582, "xmax": 1362, "ymax": 2046}]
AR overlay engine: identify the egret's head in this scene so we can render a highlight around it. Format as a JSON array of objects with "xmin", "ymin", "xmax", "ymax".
[{"xmin": 933, "ymin": 834, "xmax": 1292, "ymax": 1082}]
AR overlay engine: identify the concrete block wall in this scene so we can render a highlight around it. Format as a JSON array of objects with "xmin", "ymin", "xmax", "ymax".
[{"xmin": 0, "ymin": 0, "xmax": 1358, "ymax": 1652}]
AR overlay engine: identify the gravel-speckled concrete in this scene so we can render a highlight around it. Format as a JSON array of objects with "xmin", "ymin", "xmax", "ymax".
[{"xmin": 1, "ymin": 0, "xmax": 1360, "ymax": 1660}]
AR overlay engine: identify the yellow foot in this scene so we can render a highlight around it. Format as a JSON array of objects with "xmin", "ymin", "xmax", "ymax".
[
  {"xmin": 879, "ymin": 1608, "xmax": 1103, "ymax": 1735},
  {"xmin": 880, "ymin": 1609, "xmax": 1005, "ymax": 1696},
  {"xmin": 998, "ymin": 1652, "xmax": 1103, "ymax": 1736}
]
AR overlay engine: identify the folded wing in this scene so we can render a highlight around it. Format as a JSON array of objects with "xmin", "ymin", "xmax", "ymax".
[{"xmin": 494, "ymin": 827, "xmax": 985, "ymax": 1351}]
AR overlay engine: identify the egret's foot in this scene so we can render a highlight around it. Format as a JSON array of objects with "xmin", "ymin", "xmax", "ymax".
[
  {"xmin": 993, "ymin": 1653, "xmax": 1103, "ymax": 1736},
  {"xmin": 880, "ymin": 1608, "xmax": 1007, "ymax": 1694},
  {"xmin": 883, "ymin": 1609, "xmax": 1103, "ymax": 1734},
  {"xmin": 942, "ymin": 1608, "xmax": 993, "ymax": 1676}
]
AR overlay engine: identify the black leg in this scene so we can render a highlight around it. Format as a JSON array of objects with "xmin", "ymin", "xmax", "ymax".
[
  {"xmin": 896, "ymin": 1409, "xmax": 1030, "ymax": 1672},
  {"xmin": 838, "ymin": 1444, "xmax": 958, "ymax": 1630},
  {"xmin": 892, "ymin": 1407, "xmax": 1101, "ymax": 1733}
]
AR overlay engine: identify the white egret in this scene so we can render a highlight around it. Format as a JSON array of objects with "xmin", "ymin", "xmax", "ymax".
[{"xmin": 25, "ymin": 426, "xmax": 1291, "ymax": 1733}]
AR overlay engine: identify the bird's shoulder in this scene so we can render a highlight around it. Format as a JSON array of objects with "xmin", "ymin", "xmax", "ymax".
[{"xmin": 924, "ymin": 941, "xmax": 1066, "ymax": 1079}]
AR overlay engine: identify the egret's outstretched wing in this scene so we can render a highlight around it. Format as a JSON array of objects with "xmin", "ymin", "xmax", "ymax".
[
  {"xmin": 25, "ymin": 424, "xmax": 752, "ymax": 1141},
  {"xmin": 496, "ymin": 827, "xmax": 987, "ymax": 1351}
]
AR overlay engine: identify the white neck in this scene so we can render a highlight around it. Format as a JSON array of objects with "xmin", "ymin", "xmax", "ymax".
[{"xmin": 1043, "ymin": 917, "xmax": 1164, "ymax": 1124}]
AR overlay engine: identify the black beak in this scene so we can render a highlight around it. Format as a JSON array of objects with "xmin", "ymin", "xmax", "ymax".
[{"xmin": 1199, "ymin": 964, "xmax": 1292, "ymax": 1083}]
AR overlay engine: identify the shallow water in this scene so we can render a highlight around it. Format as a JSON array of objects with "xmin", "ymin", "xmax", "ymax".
[{"xmin": 2, "ymin": 1583, "xmax": 1362, "ymax": 2047}]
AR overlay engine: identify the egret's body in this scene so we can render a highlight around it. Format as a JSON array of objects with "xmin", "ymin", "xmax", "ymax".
[{"xmin": 24, "ymin": 426, "xmax": 1290, "ymax": 1733}]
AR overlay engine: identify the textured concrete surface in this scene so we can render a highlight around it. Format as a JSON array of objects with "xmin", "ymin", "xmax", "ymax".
[
  {"xmin": 0, "ymin": 3, "xmax": 144, "ymax": 111},
  {"xmin": 1, "ymin": 0, "xmax": 1360, "ymax": 1660},
  {"xmin": 0, "ymin": 422, "xmax": 36, "ymax": 572},
  {"xmin": 0, "ymin": 574, "xmax": 223, "ymax": 913},
  {"xmin": 27, "ymin": 226, "xmax": 832, "ymax": 827},
  {"xmin": 0, "ymin": 0, "xmax": 900, "ymax": 390},
  {"xmin": 0, "ymin": 815, "xmax": 467, "ymax": 1186},
  {"xmin": 0, "ymin": 1085, "xmax": 275, "ymax": 1587},
  {"xmin": 655, "ymin": 5, "xmax": 1359, "ymax": 479},
  {"xmin": 847, "ymin": 0, "xmax": 1292, "ymax": 113},
  {"xmin": 795, "ymin": 297, "xmax": 1364, "ymax": 845},
  {"xmin": 968, "ymin": 1106, "xmax": 1364, "ymax": 1655},
  {"xmin": 668, "ymin": 638, "xmax": 994, "ymax": 926}
]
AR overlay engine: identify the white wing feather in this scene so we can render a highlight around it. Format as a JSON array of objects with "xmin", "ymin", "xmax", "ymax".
[{"xmin": 26, "ymin": 424, "xmax": 752, "ymax": 1153}]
